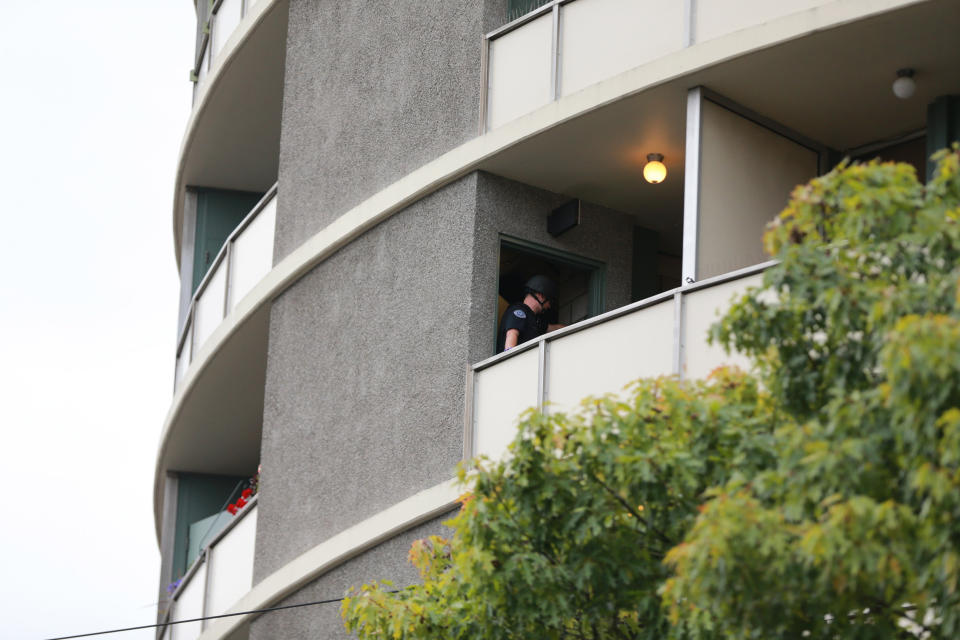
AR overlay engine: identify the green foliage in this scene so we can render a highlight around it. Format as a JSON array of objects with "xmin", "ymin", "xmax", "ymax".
[
  {"xmin": 344, "ymin": 370, "xmax": 777, "ymax": 640},
  {"xmin": 341, "ymin": 148, "xmax": 960, "ymax": 640},
  {"xmin": 667, "ymin": 147, "xmax": 960, "ymax": 638}
]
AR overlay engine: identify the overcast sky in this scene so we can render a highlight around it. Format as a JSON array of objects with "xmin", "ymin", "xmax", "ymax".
[{"xmin": 0, "ymin": 3, "xmax": 195, "ymax": 638}]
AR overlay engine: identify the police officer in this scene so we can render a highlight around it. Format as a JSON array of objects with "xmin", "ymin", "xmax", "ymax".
[{"xmin": 497, "ymin": 275, "xmax": 562, "ymax": 353}]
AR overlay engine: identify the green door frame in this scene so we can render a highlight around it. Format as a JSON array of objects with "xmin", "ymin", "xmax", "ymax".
[{"xmin": 498, "ymin": 234, "xmax": 607, "ymax": 317}]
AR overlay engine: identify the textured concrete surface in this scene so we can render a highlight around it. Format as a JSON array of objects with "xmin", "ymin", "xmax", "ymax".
[
  {"xmin": 468, "ymin": 171, "xmax": 634, "ymax": 358},
  {"xmin": 273, "ymin": 0, "xmax": 507, "ymax": 262},
  {"xmin": 255, "ymin": 175, "xmax": 478, "ymax": 580},
  {"xmin": 250, "ymin": 512, "xmax": 455, "ymax": 640},
  {"xmin": 255, "ymin": 170, "xmax": 633, "ymax": 581}
]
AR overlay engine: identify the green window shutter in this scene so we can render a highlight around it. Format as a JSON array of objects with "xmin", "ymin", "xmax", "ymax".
[
  {"xmin": 171, "ymin": 473, "xmax": 246, "ymax": 580},
  {"xmin": 926, "ymin": 95, "xmax": 960, "ymax": 182},
  {"xmin": 191, "ymin": 189, "xmax": 266, "ymax": 294},
  {"xmin": 507, "ymin": 0, "xmax": 553, "ymax": 21}
]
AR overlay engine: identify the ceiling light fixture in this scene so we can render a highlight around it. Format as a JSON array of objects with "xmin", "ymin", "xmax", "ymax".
[
  {"xmin": 643, "ymin": 153, "xmax": 666, "ymax": 184},
  {"xmin": 892, "ymin": 68, "xmax": 916, "ymax": 99}
]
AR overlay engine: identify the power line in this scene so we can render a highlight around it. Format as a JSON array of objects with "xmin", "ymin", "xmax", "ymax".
[{"xmin": 43, "ymin": 595, "xmax": 346, "ymax": 640}]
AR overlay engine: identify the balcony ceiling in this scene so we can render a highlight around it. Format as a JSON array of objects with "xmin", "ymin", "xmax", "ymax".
[
  {"xmin": 479, "ymin": 0, "xmax": 959, "ymax": 255},
  {"xmin": 161, "ymin": 305, "xmax": 269, "ymax": 479},
  {"xmin": 182, "ymin": 3, "xmax": 287, "ymax": 194}
]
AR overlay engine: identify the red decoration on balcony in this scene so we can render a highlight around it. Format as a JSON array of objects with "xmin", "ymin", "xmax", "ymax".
[
  {"xmin": 227, "ymin": 504, "xmax": 238, "ymax": 515},
  {"xmin": 241, "ymin": 488, "xmax": 253, "ymax": 499}
]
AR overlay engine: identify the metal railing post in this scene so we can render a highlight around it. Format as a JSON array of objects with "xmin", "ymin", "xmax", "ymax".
[
  {"xmin": 673, "ymin": 291, "xmax": 685, "ymax": 379},
  {"xmin": 463, "ymin": 367, "xmax": 476, "ymax": 461},
  {"xmin": 550, "ymin": 3, "xmax": 560, "ymax": 101},
  {"xmin": 537, "ymin": 339, "xmax": 548, "ymax": 412},
  {"xmin": 222, "ymin": 240, "xmax": 234, "ymax": 318}
]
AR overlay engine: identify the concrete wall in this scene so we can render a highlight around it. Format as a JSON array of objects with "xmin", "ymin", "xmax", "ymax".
[
  {"xmin": 253, "ymin": 169, "xmax": 633, "ymax": 584},
  {"xmin": 255, "ymin": 175, "xmax": 479, "ymax": 581},
  {"xmin": 272, "ymin": 0, "xmax": 507, "ymax": 261},
  {"xmin": 250, "ymin": 512, "xmax": 455, "ymax": 640},
  {"xmin": 697, "ymin": 99, "xmax": 818, "ymax": 279}
]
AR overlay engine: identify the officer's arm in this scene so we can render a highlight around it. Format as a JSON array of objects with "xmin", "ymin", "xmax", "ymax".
[{"xmin": 504, "ymin": 329, "xmax": 520, "ymax": 350}]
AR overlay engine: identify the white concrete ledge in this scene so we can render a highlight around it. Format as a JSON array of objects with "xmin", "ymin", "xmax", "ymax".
[{"xmin": 196, "ymin": 480, "xmax": 463, "ymax": 640}]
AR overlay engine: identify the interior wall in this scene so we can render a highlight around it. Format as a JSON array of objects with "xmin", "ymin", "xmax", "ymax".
[
  {"xmin": 852, "ymin": 134, "xmax": 927, "ymax": 180},
  {"xmin": 697, "ymin": 99, "xmax": 819, "ymax": 279}
]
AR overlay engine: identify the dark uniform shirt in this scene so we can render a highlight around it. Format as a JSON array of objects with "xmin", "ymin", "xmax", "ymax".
[{"xmin": 497, "ymin": 302, "xmax": 545, "ymax": 353}]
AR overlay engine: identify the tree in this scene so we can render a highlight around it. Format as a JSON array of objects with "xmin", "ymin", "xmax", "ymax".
[
  {"xmin": 664, "ymin": 148, "xmax": 960, "ymax": 639},
  {"xmin": 343, "ymin": 370, "xmax": 776, "ymax": 640},
  {"xmin": 341, "ymin": 147, "xmax": 960, "ymax": 640}
]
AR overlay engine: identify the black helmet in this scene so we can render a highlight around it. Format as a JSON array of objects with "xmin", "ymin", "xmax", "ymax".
[{"xmin": 524, "ymin": 275, "xmax": 559, "ymax": 306}]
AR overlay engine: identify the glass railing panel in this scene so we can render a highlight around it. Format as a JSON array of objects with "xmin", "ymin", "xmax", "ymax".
[
  {"xmin": 486, "ymin": 11, "xmax": 554, "ymax": 130},
  {"xmin": 683, "ymin": 272, "xmax": 762, "ymax": 380},
  {"xmin": 473, "ymin": 347, "xmax": 540, "ymax": 458},
  {"xmin": 211, "ymin": 0, "xmax": 244, "ymax": 61},
  {"xmin": 227, "ymin": 195, "xmax": 276, "ymax": 313},
  {"xmin": 205, "ymin": 505, "xmax": 258, "ymax": 618},
  {"xmin": 188, "ymin": 511, "xmax": 233, "ymax": 567},
  {"xmin": 193, "ymin": 260, "xmax": 227, "ymax": 353},
  {"xmin": 697, "ymin": 100, "xmax": 818, "ymax": 280},
  {"xmin": 546, "ymin": 297, "xmax": 675, "ymax": 414},
  {"xmin": 559, "ymin": 0, "xmax": 684, "ymax": 98},
  {"xmin": 174, "ymin": 323, "xmax": 193, "ymax": 389},
  {"xmin": 694, "ymin": 0, "xmax": 834, "ymax": 44},
  {"xmin": 472, "ymin": 268, "xmax": 772, "ymax": 461},
  {"xmin": 170, "ymin": 561, "xmax": 206, "ymax": 640}
]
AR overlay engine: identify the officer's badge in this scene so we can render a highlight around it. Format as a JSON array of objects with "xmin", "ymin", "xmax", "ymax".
[{"xmin": 513, "ymin": 309, "xmax": 526, "ymax": 318}]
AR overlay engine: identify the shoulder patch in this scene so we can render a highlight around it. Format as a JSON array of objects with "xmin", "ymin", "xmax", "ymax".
[{"xmin": 513, "ymin": 309, "xmax": 527, "ymax": 319}]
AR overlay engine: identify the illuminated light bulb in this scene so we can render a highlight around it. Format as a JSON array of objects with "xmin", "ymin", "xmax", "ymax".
[{"xmin": 643, "ymin": 153, "xmax": 667, "ymax": 184}]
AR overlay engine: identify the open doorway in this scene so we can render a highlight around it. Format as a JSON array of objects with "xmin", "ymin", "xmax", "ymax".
[{"xmin": 495, "ymin": 236, "xmax": 605, "ymax": 351}]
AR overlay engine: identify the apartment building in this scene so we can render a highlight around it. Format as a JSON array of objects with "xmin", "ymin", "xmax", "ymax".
[{"xmin": 155, "ymin": 1, "xmax": 960, "ymax": 638}]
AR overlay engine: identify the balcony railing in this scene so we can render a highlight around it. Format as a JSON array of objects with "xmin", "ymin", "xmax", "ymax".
[
  {"xmin": 192, "ymin": 0, "xmax": 266, "ymax": 101},
  {"xmin": 161, "ymin": 501, "xmax": 258, "ymax": 640},
  {"xmin": 175, "ymin": 186, "xmax": 277, "ymax": 390},
  {"xmin": 483, "ymin": 0, "xmax": 839, "ymax": 131},
  {"xmin": 470, "ymin": 262, "xmax": 771, "ymax": 460}
]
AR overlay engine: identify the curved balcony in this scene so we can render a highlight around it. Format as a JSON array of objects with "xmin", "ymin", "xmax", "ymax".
[
  {"xmin": 155, "ymin": 190, "xmax": 276, "ymax": 542},
  {"xmin": 161, "ymin": 500, "xmax": 258, "ymax": 640},
  {"xmin": 175, "ymin": 187, "xmax": 277, "ymax": 389},
  {"xmin": 174, "ymin": 0, "xmax": 287, "ymax": 262},
  {"xmin": 483, "ymin": 0, "xmax": 936, "ymax": 132},
  {"xmin": 470, "ymin": 263, "xmax": 768, "ymax": 459},
  {"xmin": 476, "ymin": 0, "xmax": 956, "ymax": 274},
  {"xmin": 193, "ymin": 0, "xmax": 270, "ymax": 102}
]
